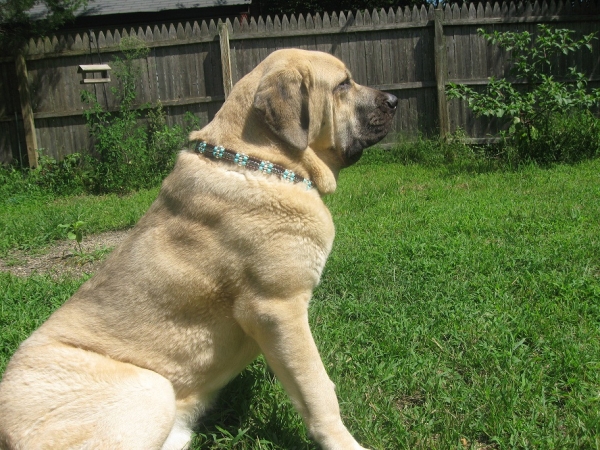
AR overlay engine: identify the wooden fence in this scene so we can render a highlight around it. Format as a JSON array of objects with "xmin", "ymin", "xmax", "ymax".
[{"xmin": 1, "ymin": 0, "xmax": 599, "ymax": 166}]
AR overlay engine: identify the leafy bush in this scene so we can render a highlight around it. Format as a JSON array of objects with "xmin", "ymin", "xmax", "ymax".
[
  {"xmin": 34, "ymin": 152, "xmax": 91, "ymax": 195},
  {"xmin": 504, "ymin": 109, "xmax": 600, "ymax": 164},
  {"xmin": 147, "ymin": 105, "xmax": 199, "ymax": 173},
  {"xmin": 0, "ymin": 164, "xmax": 35, "ymax": 198},
  {"xmin": 81, "ymin": 37, "xmax": 193, "ymax": 194},
  {"xmin": 447, "ymin": 25, "xmax": 600, "ymax": 165}
]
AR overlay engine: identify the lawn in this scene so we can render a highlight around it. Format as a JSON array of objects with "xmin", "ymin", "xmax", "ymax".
[{"xmin": 1, "ymin": 152, "xmax": 599, "ymax": 449}]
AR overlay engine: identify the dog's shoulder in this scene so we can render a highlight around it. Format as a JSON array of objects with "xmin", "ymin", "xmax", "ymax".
[{"xmin": 112, "ymin": 151, "xmax": 335, "ymax": 296}]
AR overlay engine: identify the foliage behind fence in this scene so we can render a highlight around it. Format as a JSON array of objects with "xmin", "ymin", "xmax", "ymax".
[{"xmin": 1, "ymin": 0, "xmax": 599, "ymax": 165}]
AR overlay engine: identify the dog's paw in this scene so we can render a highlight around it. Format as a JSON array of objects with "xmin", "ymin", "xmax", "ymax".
[{"xmin": 312, "ymin": 431, "xmax": 370, "ymax": 450}]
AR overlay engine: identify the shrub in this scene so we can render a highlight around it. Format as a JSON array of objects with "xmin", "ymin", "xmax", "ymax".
[
  {"xmin": 447, "ymin": 25, "xmax": 600, "ymax": 165},
  {"xmin": 504, "ymin": 109, "xmax": 600, "ymax": 164},
  {"xmin": 0, "ymin": 164, "xmax": 38, "ymax": 199},
  {"xmin": 363, "ymin": 132, "xmax": 499, "ymax": 174},
  {"xmin": 34, "ymin": 152, "xmax": 91, "ymax": 195},
  {"xmin": 81, "ymin": 37, "xmax": 192, "ymax": 194}
]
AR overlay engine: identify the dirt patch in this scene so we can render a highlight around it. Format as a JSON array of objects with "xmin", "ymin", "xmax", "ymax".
[{"xmin": 0, "ymin": 229, "xmax": 131, "ymax": 279}]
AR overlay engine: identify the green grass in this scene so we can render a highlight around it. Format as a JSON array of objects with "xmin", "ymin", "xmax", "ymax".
[
  {"xmin": 0, "ymin": 274, "xmax": 87, "ymax": 372},
  {"xmin": 1, "ymin": 153, "xmax": 599, "ymax": 449},
  {"xmin": 0, "ymin": 187, "xmax": 159, "ymax": 255},
  {"xmin": 314, "ymin": 157, "xmax": 600, "ymax": 449}
]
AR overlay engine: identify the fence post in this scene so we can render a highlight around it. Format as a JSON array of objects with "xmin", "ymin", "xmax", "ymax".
[
  {"xmin": 218, "ymin": 22, "xmax": 233, "ymax": 99},
  {"xmin": 434, "ymin": 9, "xmax": 450, "ymax": 139},
  {"xmin": 15, "ymin": 52, "xmax": 39, "ymax": 168}
]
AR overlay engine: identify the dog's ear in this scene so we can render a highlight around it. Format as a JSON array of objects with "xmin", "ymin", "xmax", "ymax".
[{"xmin": 253, "ymin": 68, "xmax": 309, "ymax": 151}]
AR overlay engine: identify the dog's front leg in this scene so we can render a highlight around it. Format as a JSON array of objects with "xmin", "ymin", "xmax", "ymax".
[{"xmin": 236, "ymin": 295, "xmax": 368, "ymax": 450}]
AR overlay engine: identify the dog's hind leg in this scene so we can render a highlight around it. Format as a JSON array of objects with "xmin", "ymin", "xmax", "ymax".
[
  {"xmin": 161, "ymin": 423, "xmax": 193, "ymax": 450},
  {"xmin": 81, "ymin": 368, "xmax": 179, "ymax": 450},
  {"xmin": 160, "ymin": 397, "xmax": 203, "ymax": 450},
  {"xmin": 0, "ymin": 343, "xmax": 178, "ymax": 450}
]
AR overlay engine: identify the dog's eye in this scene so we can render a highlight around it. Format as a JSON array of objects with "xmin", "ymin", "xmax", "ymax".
[{"xmin": 335, "ymin": 78, "xmax": 351, "ymax": 91}]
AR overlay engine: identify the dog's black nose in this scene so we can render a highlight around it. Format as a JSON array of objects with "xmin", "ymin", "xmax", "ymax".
[{"xmin": 385, "ymin": 93, "xmax": 398, "ymax": 110}]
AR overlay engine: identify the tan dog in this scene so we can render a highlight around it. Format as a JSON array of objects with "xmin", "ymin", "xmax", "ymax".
[{"xmin": 0, "ymin": 49, "xmax": 397, "ymax": 450}]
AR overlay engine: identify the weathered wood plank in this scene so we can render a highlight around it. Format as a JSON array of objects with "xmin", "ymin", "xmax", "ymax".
[
  {"xmin": 380, "ymin": 11, "xmax": 393, "ymax": 85},
  {"xmin": 470, "ymin": 3, "xmax": 487, "ymax": 137},
  {"xmin": 218, "ymin": 22, "xmax": 233, "ymax": 99},
  {"xmin": 363, "ymin": 10, "xmax": 377, "ymax": 86},
  {"xmin": 352, "ymin": 11, "xmax": 368, "ymax": 85},
  {"xmin": 15, "ymin": 52, "xmax": 38, "ymax": 166},
  {"xmin": 434, "ymin": 9, "xmax": 450, "ymax": 137},
  {"xmin": 231, "ymin": 38, "xmax": 245, "ymax": 85},
  {"xmin": 421, "ymin": 11, "xmax": 434, "ymax": 84},
  {"xmin": 153, "ymin": 25, "xmax": 165, "ymax": 101},
  {"xmin": 409, "ymin": 8, "xmax": 422, "ymax": 84},
  {"xmin": 384, "ymin": 11, "xmax": 399, "ymax": 92}
]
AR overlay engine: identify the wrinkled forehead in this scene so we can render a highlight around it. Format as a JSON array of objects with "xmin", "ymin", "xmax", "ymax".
[
  {"xmin": 309, "ymin": 51, "xmax": 349, "ymax": 76},
  {"xmin": 263, "ymin": 49, "xmax": 349, "ymax": 77}
]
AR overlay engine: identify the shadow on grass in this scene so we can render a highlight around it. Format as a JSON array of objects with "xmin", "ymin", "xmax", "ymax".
[{"xmin": 192, "ymin": 360, "xmax": 314, "ymax": 449}]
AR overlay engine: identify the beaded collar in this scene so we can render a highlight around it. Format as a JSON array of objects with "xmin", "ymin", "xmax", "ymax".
[{"xmin": 192, "ymin": 141, "xmax": 316, "ymax": 191}]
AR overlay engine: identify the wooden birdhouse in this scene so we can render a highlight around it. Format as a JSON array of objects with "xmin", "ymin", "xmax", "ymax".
[{"xmin": 77, "ymin": 64, "xmax": 111, "ymax": 84}]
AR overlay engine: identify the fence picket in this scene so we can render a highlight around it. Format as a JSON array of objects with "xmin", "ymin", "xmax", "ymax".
[
  {"xmin": 451, "ymin": 3, "xmax": 460, "ymax": 20},
  {"xmin": 372, "ymin": 9, "xmax": 380, "ymax": 26},
  {"xmin": 241, "ymin": 17, "xmax": 249, "ymax": 33},
  {"xmin": 525, "ymin": 1, "xmax": 534, "ymax": 16},
  {"xmin": 380, "ymin": 16, "xmax": 392, "ymax": 84},
  {"xmin": 323, "ymin": 12, "xmax": 332, "ymax": 29},
  {"xmin": 176, "ymin": 23, "xmax": 184, "ymax": 40},
  {"xmin": 274, "ymin": 15, "xmax": 282, "ymax": 33},
  {"xmin": 419, "ymin": 4, "xmax": 427, "ymax": 21},
  {"xmin": 306, "ymin": 13, "xmax": 315, "ymax": 30},
  {"xmin": 298, "ymin": 14, "xmax": 306, "ymax": 30},
  {"xmin": 492, "ymin": 2, "xmax": 501, "ymax": 17},
  {"xmin": 394, "ymin": 6, "xmax": 403, "ymax": 22},
  {"xmin": 331, "ymin": 11, "xmax": 340, "ymax": 28},
  {"xmin": 540, "ymin": 0, "xmax": 549, "ymax": 15}
]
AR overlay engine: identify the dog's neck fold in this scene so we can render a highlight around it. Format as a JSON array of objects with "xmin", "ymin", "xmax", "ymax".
[{"xmin": 188, "ymin": 126, "xmax": 339, "ymax": 197}]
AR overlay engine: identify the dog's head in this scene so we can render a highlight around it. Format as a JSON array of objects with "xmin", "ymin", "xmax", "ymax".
[
  {"xmin": 252, "ymin": 49, "xmax": 397, "ymax": 168},
  {"xmin": 192, "ymin": 49, "xmax": 397, "ymax": 194}
]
